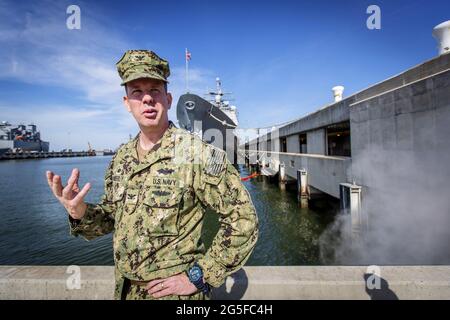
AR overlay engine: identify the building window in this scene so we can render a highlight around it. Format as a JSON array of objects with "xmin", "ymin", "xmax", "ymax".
[
  {"xmin": 280, "ymin": 137, "xmax": 287, "ymax": 152},
  {"xmin": 299, "ymin": 133, "xmax": 307, "ymax": 153},
  {"xmin": 326, "ymin": 121, "xmax": 351, "ymax": 157}
]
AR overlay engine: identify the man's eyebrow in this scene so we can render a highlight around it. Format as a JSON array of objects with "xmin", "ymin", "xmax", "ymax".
[{"xmin": 127, "ymin": 82, "xmax": 164, "ymax": 91}]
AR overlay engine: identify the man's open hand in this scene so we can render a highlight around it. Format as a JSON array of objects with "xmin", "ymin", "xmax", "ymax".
[
  {"xmin": 146, "ymin": 273, "xmax": 198, "ymax": 298},
  {"xmin": 46, "ymin": 168, "xmax": 90, "ymax": 220}
]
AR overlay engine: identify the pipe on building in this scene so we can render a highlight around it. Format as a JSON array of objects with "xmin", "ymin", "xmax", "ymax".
[
  {"xmin": 332, "ymin": 86, "xmax": 345, "ymax": 102},
  {"xmin": 433, "ymin": 20, "xmax": 450, "ymax": 55}
]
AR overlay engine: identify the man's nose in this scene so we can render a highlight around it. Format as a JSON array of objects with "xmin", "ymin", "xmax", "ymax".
[{"xmin": 142, "ymin": 93, "xmax": 154, "ymax": 104}]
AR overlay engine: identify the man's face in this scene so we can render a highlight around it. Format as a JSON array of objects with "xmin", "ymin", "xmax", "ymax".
[{"xmin": 123, "ymin": 78, "xmax": 172, "ymax": 131}]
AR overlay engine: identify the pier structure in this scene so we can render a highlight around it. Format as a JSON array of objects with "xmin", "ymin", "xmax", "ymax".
[
  {"xmin": 242, "ymin": 52, "xmax": 450, "ymax": 236},
  {"xmin": 0, "ymin": 150, "xmax": 96, "ymax": 160},
  {"xmin": 0, "ymin": 149, "xmax": 116, "ymax": 160}
]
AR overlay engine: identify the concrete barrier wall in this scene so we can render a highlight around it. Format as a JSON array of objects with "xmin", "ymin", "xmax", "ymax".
[
  {"xmin": 350, "ymin": 69, "xmax": 450, "ymax": 188},
  {"xmin": 280, "ymin": 154, "xmax": 350, "ymax": 198},
  {"xmin": 1, "ymin": 266, "xmax": 449, "ymax": 300},
  {"xmin": 244, "ymin": 150, "xmax": 350, "ymax": 198}
]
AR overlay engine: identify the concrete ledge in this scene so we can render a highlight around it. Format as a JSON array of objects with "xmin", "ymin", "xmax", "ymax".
[
  {"xmin": 0, "ymin": 266, "xmax": 114, "ymax": 300},
  {"xmin": 1, "ymin": 266, "xmax": 449, "ymax": 300}
]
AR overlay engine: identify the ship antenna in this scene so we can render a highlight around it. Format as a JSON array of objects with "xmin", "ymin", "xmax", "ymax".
[
  {"xmin": 216, "ymin": 77, "xmax": 222, "ymax": 92},
  {"xmin": 215, "ymin": 77, "xmax": 223, "ymax": 105}
]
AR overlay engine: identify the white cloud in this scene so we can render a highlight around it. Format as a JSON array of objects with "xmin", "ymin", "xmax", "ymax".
[
  {"xmin": 0, "ymin": 0, "xmax": 215, "ymax": 150},
  {"xmin": 0, "ymin": 0, "xmax": 126, "ymax": 105}
]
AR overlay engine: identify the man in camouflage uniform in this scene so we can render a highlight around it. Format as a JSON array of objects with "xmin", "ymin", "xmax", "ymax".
[{"xmin": 46, "ymin": 50, "xmax": 259, "ymax": 300}]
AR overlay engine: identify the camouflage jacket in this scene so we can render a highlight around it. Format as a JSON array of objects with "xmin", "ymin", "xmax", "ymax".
[{"xmin": 69, "ymin": 122, "xmax": 259, "ymax": 297}]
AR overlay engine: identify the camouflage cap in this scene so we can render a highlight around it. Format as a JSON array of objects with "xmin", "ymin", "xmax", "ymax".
[{"xmin": 116, "ymin": 50, "xmax": 170, "ymax": 85}]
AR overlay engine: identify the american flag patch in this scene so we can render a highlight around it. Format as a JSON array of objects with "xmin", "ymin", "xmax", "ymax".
[{"xmin": 204, "ymin": 147, "xmax": 226, "ymax": 176}]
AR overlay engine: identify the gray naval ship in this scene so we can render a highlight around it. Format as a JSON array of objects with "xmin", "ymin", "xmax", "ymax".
[
  {"xmin": 176, "ymin": 78, "xmax": 239, "ymax": 164},
  {"xmin": 0, "ymin": 121, "xmax": 50, "ymax": 156}
]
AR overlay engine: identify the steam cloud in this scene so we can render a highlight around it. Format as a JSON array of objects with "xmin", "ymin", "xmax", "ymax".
[{"xmin": 320, "ymin": 146, "xmax": 450, "ymax": 265}]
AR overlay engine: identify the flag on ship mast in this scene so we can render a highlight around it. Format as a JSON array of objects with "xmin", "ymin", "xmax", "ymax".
[
  {"xmin": 185, "ymin": 48, "xmax": 191, "ymax": 92},
  {"xmin": 186, "ymin": 49, "xmax": 191, "ymax": 61}
]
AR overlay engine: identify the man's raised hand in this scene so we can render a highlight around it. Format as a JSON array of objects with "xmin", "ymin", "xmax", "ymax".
[{"xmin": 46, "ymin": 168, "xmax": 90, "ymax": 220}]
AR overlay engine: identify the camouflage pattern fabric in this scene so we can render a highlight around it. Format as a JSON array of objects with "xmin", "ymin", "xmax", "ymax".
[
  {"xmin": 116, "ymin": 50, "xmax": 170, "ymax": 85},
  {"xmin": 69, "ymin": 122, "xmax": 259, "ymax": 300}
]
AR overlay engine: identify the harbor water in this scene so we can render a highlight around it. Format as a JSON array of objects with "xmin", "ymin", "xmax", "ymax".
[{"xmin": 0, "ymin": 157, "xmax": 338, "ymax": 266}]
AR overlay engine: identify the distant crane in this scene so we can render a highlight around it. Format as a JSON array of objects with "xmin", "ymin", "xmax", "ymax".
[{"xmin": 87, "ymin": 142, "xmax": 96, "ymax": 156}]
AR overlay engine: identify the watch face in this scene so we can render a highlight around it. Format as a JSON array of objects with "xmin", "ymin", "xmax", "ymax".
[{"xmin": 189, "ymin": 266, "xmax": 202, "ymax": 282}]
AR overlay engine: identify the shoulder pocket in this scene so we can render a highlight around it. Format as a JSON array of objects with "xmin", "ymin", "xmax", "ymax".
[{"xmin": 111, "ymin": 175, "xmax": 126, "ymax": 202}]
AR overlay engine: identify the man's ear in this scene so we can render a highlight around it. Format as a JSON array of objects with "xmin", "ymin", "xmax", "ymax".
[
  {"xmin": 123, "ymin": 96, "xmax": 132, "ymax": 113},
  {"xmin": 167, "ymin": 92, "xmax": 172, "ymax": 110}
]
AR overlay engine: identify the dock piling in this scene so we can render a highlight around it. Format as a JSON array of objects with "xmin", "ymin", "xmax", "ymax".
[
  {"xmin": 279, "ymin": 163, "xmax": 287, "ymax": 184},
  {"xmin": 297, "ymin": 169, "xmax": 309, "ymax": 208},
  {"xmin": 339, "ymin": 182, "xmax": 364, "ymax": 241}
]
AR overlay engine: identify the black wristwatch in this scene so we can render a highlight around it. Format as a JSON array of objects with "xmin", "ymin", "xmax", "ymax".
[{"xmin": 186, "ymin": 262, "xmax": 210, "ymax": 294}]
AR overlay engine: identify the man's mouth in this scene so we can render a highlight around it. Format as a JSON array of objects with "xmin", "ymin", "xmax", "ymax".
[{"xmin": 143, "ymin": 108, "xmax": 157, "ymax": 119}]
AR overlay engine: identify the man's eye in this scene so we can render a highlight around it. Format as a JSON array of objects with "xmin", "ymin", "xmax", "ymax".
[
  {"xmin": 132, "ymin": 89, "xmax": 142, "ymax": 94},
  {"xmin": 150, "ymin": 88, "xmax": 160, "ymax": 93}
]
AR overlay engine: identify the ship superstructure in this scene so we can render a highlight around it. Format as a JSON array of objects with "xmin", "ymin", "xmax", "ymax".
[{"xmin": 0, "ymin": 121, "xmax": 49, "ymax": 155}]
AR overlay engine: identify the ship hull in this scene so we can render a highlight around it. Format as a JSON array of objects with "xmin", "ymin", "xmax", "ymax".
[
  {"xmin": 177, "ymin": 93, "xmax": 238, "ymax": 164},
  {"xmin": 13, "ymin": 140, "xmax": 49, "ymax": 152},
  {"xmin": 0, "ymin": 139, "xmax": 49, "ymax": 153}
]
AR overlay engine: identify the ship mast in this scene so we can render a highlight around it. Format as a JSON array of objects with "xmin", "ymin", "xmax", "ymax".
[{"xmin": 185, "ymin": 48, "xmax": 191, "ymax": 93}]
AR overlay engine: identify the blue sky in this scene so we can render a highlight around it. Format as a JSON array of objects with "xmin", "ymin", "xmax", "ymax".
[{"xmin": 0, "ymin": 0, "xmax": 448, "ymax": 150}]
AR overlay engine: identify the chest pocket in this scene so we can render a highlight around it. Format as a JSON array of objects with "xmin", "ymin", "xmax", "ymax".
[{"xmin": 142, "ymin": 186, "xmax": 183, "ymax": 237}]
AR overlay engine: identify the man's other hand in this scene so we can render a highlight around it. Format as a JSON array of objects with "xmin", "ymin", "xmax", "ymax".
[
  {"xmin": 46, "ymin": 168, "xmax": 90, "ymax": 220},
  {"xmin": 146, "ymin": 273, "xmax": 198, "ymax": 298}
]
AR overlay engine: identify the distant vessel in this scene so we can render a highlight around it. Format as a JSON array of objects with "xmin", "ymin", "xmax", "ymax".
[
  {"xmin": 176, "ymin": 78, "xmax": 239, "ymax": 163},
  {"xmin": 0, "ymin": 121, "xmax": 49, "ymax": 155},
  {"xmin": 95, "ymin": 149, "xmax": 116, "ymax": 156},
  {"xmin": 102, "ymin": 149, "xmax": 115, "ymax": 156}
]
